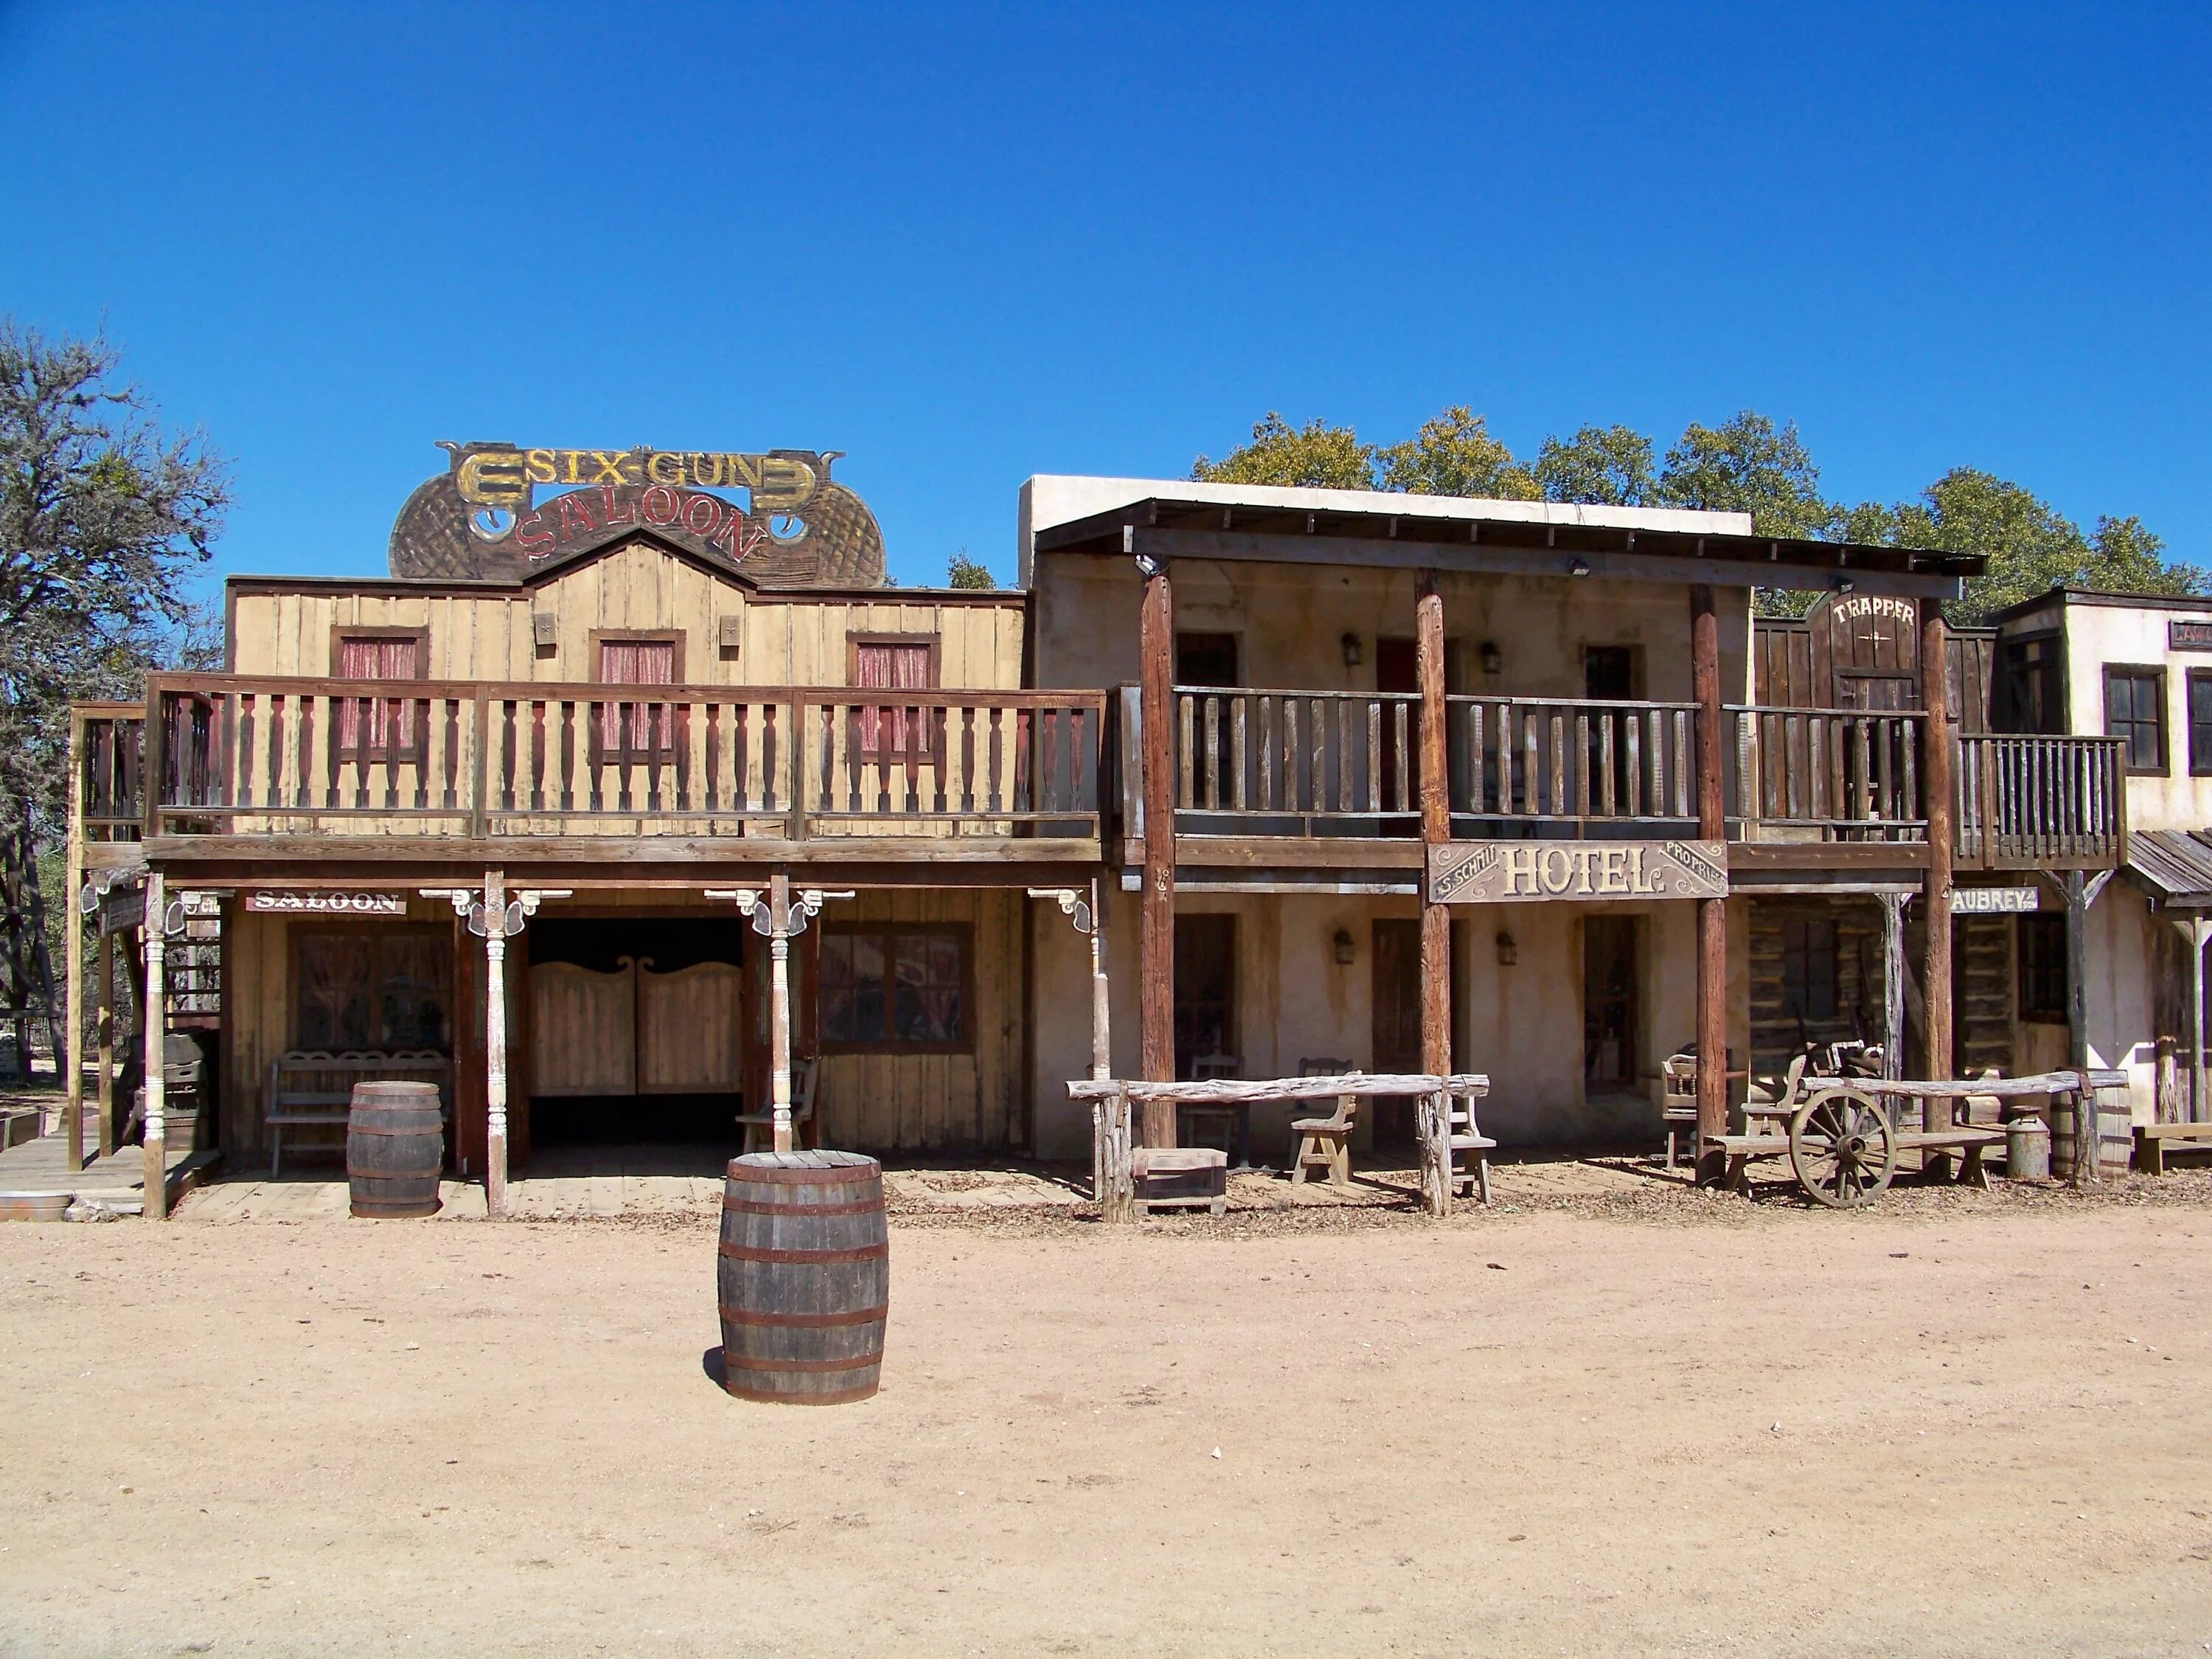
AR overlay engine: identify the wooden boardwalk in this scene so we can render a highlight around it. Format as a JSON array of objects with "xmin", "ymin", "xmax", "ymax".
[{"xmin": 0, "ymin": 1132, "xmax": 214, "ymax": 1214}]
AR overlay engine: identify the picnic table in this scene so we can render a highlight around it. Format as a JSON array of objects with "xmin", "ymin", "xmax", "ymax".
[{"xmin": 1713, "ymin": 1067, "xmax": 2127, "ymax": 1207}]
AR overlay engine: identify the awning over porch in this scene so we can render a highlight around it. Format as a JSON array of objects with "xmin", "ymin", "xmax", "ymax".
[{"xmin": 2124, "ymin": 828, "xmax": 2212, "ymax": 910}]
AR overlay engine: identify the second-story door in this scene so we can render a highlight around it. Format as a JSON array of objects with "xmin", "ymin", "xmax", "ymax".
[{"xmin": 1176, "ymin": 634, "xmax": 1239, "ymax": 810}]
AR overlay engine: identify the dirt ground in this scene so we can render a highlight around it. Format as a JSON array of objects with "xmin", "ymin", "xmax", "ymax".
[{"xmin": 4, "ymin": 1178, "xmax": 2212, "ymax": 1656}]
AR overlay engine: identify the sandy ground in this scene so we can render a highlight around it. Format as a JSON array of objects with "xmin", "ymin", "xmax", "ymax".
[{"xmin": 4, "ymin": 1181, "xmax": 2212, "ymax": 1656}]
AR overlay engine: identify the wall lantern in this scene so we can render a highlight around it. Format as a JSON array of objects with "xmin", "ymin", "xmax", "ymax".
[
  {"xmin": 1340, "ymin": 631, "xmax": 1363, "ymax": 668},
  {"xmin": 1836, "ymin": 577, "xmax": 1857, "ymax": 595},
  {"xmin": 1478, "ymin": 640, "xmax": 1503, "ymax": 678},
  {"xmin": 1568, "ymin": 557, "xmax": 1592, "ymax": 578},
  {"xmin": 1332, "ymin": 928, "xmax": 1356, "ymax": 965},
  {"xmin": 1495, "ymin": 930, "xmax": 1518, "ymax": 967}
]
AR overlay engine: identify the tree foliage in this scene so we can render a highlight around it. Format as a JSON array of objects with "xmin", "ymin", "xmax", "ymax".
[
  {"xmin": 946, "ymin": 549, "xmax": 996, "ymax": 589},
  {"xmin": 1194, "ymin": 403, "xmax": 2204, "ymax": 624},
  {"xmin": 0, "ymin": 321, "xmax": 228, "ymax": 829}
]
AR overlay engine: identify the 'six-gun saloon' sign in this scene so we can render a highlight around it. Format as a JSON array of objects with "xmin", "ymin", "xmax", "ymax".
[
  {"xmin": 388, "ymin": 442, "xmax": 886, "ymax": 589},
  {"xmin": 1427, "ymin": 840, "xmax": 1728, "ymax": 905}
]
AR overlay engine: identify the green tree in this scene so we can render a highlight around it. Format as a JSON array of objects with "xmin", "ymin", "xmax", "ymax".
[
  {"xmin": 1534, "ymin": 424, "xmax": 1656, "ymax": 507},
  {"xmin": 1377, "ymin": 406, "xmax": 1538, "ymax": 500},
  {"xmin": 1656, "ymin": 410, "xmax": 1830, "ymax": 540},
  {"xmin": 1192, "ymin": 412, "xmax": 1375, "ymax": 490},
  {"xmin": 946, "ymin": 549, "xmax": 995, "ymax": 590}
]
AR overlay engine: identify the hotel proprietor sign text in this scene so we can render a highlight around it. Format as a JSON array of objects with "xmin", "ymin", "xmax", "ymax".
[{"xmin": 1427, "ymin": 840, "xmax": 1729, "ymax": 905}]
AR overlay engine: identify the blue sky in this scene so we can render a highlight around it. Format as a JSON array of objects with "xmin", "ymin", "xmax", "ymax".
[{"xmin": 1, "ymin": 2, "xmax": 2205, "ymax": 594}]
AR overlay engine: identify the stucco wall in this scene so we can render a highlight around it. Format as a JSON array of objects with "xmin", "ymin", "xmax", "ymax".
[{"xmin": 2034, "ymin": 598, "xmax": 2212, "ymax": 833}]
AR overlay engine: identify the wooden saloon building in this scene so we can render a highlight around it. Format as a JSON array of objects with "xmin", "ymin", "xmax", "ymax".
[{"xmin": 65, "ymin": 445, "xmax": 2152, "ymax": 1214}]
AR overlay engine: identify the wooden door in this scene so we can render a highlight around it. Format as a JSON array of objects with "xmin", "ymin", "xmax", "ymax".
[
  {"xmin": 529, "ymin": 959, "xmax": 636, "ymax": 1096},
  {"xmin": 1583, "ymin": 917, "xmax": 1638, "ymax": 1092},
  {"xmin": 1371, "ymin": 918, "xmax": 1423, "ymax": 1141},
  {"xmin": 1172, "ymin": 914, "xmax": 1236, "ymax": 1079},
  {"xmin": 637, "ymin": 961, "xmax": 742, "ymax": 1093}
]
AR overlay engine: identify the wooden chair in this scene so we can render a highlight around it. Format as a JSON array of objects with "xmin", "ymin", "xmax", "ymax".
[
  {"xmin": 1446, "ymin": 1085, "xmax": 1495, "ymax": 1204},
  {"xmin": 1659, "ymin": 1054, "xmax": 1699, "ymax": 1169},
  {"xmin": 1290, "ymin": 1085, "xmax": 1358, "ymax": 1192},
  {"xmin": 737, "ymin": 1057, "xmax": 818, "ymax": 1155},
  {"xmin": 1178, "ymin": 1054, "xmax": 1245, "ymax": 1166}
]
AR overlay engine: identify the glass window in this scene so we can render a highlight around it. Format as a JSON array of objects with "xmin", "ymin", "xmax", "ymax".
[
  {"xmin": 2189, "ymin": 671, "xmax": 2212, "ymax": 776},
  {"xmin": 1780, "ymin": 917, "xmax": 1839, "ymax": 1021},
  {"xmin": 818, "ymin": 925, "xmax": 967, "ymax": 1051},
  {"xmin": 2104, "ymin": 668, "xmax": 2166, "ymax": 771},
  {"xmin": 296, "ymin": 928, "xmax": 451, "ymax": 1052}
]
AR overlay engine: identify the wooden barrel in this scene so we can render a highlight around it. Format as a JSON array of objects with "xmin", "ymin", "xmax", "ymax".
[
  {"xmin": 347, "ymin": 1082, "xmax": 444, "ymax": 1219},
  {"xmin": 2049, "ymin": 1093, "xmax": 2132, "ymax": 1183},
  {"xmin": 718, "ymin": 1151, "xmax": 887, "ymax": 1405}
]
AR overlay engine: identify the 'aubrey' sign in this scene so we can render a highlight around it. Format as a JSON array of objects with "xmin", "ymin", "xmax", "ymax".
[
  {"xmin": 246, "ymin": 891, "xmax": 406, "ymax": 915},
  {"xmin": 1428, "ymin": 840, "xmax": 1728, "ymax": 905}
]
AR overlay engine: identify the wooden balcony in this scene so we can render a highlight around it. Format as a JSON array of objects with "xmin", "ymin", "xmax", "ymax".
[
  {"xmin": 1725, "ymin": 706, "xmax": 1928, "ymax": 845},
  {"xmin": 1955, "ymin": 734, "xmax": 2126, "ymax": 872},
  {"xmin": 83, "ymin": 676, "xmax": 1105, "ymax": 868}
]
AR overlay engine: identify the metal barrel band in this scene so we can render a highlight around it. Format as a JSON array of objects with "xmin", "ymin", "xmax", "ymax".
[
  {"xmin": 720, "ymin": 1349, "xmax": 883, "ymax": 1374},
  {"xmin": 347, "ymin": 1121, "xmax": 442, "ymax": 1137},
  {"xmin": 346, "ymin": 1166, "xmax": 439, "ymax": 1180},
  {"xmin": 726, "ymin": 1164, "xmax": 881, "ymax": 1186},
  {"xmin": 717, "ymin": 1240, "xmax": 889, "ymax": 1265},
  {"xmin": 717, "ymin": 1301, "xmax": 888, "ymax": 1329},
  {"xmin": 720, "ymin": 1194, "xmax": 885, "ymax": 1218},
  {"xmin": 723, "ymin": 1380, "xmax": 879, "ymax": 1406}
]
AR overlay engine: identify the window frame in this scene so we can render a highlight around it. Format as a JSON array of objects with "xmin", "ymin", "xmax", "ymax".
[
  {"xmin": 329, "ymin": 625, "xmax": 431, "ymax": 765},
  {"xmin": 2104, "ymin": 663, "xmax": 2168, "ymax": 775},
  {"xmin": 2017, "ymin": 912, "xmax": 2068, "ymax": 1025},
  {"xmin": 815, "ymin": 920, "xmax": 973, "ymax": 1055},
  {"xmin": 291, "ymin": 922, "xmax": 454, "ymax": 1054},
  {"xmin": 2187, "ymin": 669, "xmax": 2212, "ymax": 777},
  {"xmin": 1778, "ymin": 914, "xmax": 1841, "ymax": 1023},
  {"xmin": 588, "ymin": 629, "xmax": 686, "ymax": 765},
  {"xmin": 846, "ymin": 632, "xmax": 942, "ymax": 765}
]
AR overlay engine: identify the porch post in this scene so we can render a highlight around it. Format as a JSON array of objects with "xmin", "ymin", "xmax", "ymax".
[
  {"xmin": 770, "ymin": 869, "xmax": 795, "ymax": 1152},
  {"xmin": 1880, "ymin": 892, "xmax": 1907, "ymax": 1083},
  {"xmin": 1137, "ymin": 541, "xmax": 1177, "ymax": 1144},
  {"xmin": 1090, "ymin": 873, "xmax": 1112, "ymax": 1081},
  {"xmin": 64, "ymin": 717, "xmax": 83, "ymax": 1172},
  {"xmin": 1416, "ymin": 574, "xmax": 1452, "ymax": 1079},
  {"xmin": 95, "ymin": 928, "xmax": 115, "ymax": 1158},
  {"xmin": 1919, "ymin": 599, "xmax": 1955, "ymax": 1122},
  {"xmin": 140, "ymin": 869, "xmax": 167, "ymax": 1220},
  {"xmin": 2191, "ymin": 916, "xmax": 2208, "ymax": 1122},
  {"xmin": 1691, "ymin": 586, "xmax": 1729, "ymax": 1184},
  {"xmin": 483, "ymin": 869, "xmax": 509, "ymax": 1219},
  {"xmin": 2065, "ymin": 869, "xmax": 2093, "ymax": 1183}
]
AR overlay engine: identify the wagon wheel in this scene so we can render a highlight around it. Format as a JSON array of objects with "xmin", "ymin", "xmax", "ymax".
[{"xmin": 1788, "ymin": 1086, "xmax": 1895, "ymax": 1208}]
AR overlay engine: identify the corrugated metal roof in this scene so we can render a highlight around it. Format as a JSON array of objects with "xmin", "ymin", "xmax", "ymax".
[{"xmin": 2125, "ymin": 829, "xmax": 2212, "ymax": 905}]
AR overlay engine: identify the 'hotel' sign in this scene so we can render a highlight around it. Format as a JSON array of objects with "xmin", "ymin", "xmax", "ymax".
[{"xmin": 1428, "ymin": 840, "xmax": 1728, "ymax": 905}]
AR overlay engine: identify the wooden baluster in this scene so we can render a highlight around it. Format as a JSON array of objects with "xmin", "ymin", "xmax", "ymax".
[
  {"xmin": 1038, "ymin": 705, "xmax": 1059, "ymax": 816},
  {"xmin": 1178, "ymin": 693, "xmax": 1195, "ymax": 810},
  {"xmin": 500, "ymin": 699, "xmax": 518, "ymax": 813},
  {"xmin": 437, "ymin": 698, "xmax": 456, "ymax": 812},
  {"xmin": 644, "ymin": 701, "xmax": 664, "ymax": 814},
  {"xmin": 1596, "ymin": 712, "xmax": 1613, "ymax": 818},
  {"xmin": 1231, "ymin": 696, "xmax": 1248, "ymax": 811},
  {"xmin": 931, "ymin": 707, "xmax": 950, "ymax": 814},
  {"xmin": 522, "ymin": 700, "xmax": 541, "ymax": 813},
  {"xmin": 904, "ymin": 703, "xmax": 922, "ymax": 815},
  {"xmin": 1013, "ymin": 707, "xmax": 1033, "ymax": 814},
  {"xmin": 1574, "ymin": 710, "xmax": 1591, "ymax": 817},
  {"xmin": 1547, "ymin": 711, "xmax": 1565, "ymax": 816},
  {"xmin": 1258, "ymin": 696, "xmax": 1276, "ymax": 810},
  {"xmin": 1281, "ymin": 697, "xmax": 1298, "ymax": 813},
  {"xmin": 1311, "ymin": 697, "xmax": 1329, "ymax": 818},
  {"xmin": 266, "ymin": 694, "xmax": 286, "ymax": 813},
  {"xmin": 1522, "ymin": 707, "xmax": 1540, "ymax": 815},
  {"xmin": 1498, "ymin": 705, "xmax": 1514, "ymax": 815},
  {"xmin": 758, "ymin": 703, "xmax": 776, "ymax": 815},
  {"xmin": 1466, "ymin": 700, "xmax": 1486, "ymax": 814},
  {"xmin": 1366, "ymin": 699, "xmax": 1382, "ymax": 813},
  {"xmin": 378, "ymin": 695, "xmax": 399, "ymax": 811},
  {"xmin": 959, "ymin": 706, "xmax": 977, "ymax": 813},
  {"xmin": 234, "ymin": 692, "xmax": 254, "ymax": 811},
  {"xmin": 1334, "ymin": 697, "xmax": 1352, "ymax": 813},
  {"xmin": 706, "ymin": 702, "xmax": 723, "ymax": 814},
  {"xmin": 1393, "ymin": 699, "xmax": 1410, "ymax": 815},
  {"xmin": 1201, "ymin": 694, "xmax": 1220, "ymax": 810},
  {"xmin": 987, "ymin": 706, "xmax": 1005, "ymax": 815},
  {"xmin": 1854, "ymin": 718, "xmax": 1874, "ymax": 823},
  {"xmin": 1902, "ymin": 720, "xmax": 1919, "ymax": 835},
  {"xmin": 1672, "ymin": 710, "xmax": 1690, "ymax": 821}
]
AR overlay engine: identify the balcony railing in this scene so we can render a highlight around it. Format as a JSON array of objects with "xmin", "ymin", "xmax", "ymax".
[
  {"xmin": 131, "ymin": 676, "xmax": 1104, "ymax": 844},
  {"xmin": 1169, "ymin": 687, "xmax": 1422, "ymax": 833},
  {"xmin": 1726, "ymin": 706, "xmax": 1927, "ymax": 842},
  {"xmin": 1955, "ymin": 734, "xmax": 2126, "ymax": 869},
  {"xmin": 1449, "ymin": 696, "xmax": 1697, "ymax": 826},
  {"xmin": 73, "ymin": 703, "xmax": 145, "ymax": 843}
]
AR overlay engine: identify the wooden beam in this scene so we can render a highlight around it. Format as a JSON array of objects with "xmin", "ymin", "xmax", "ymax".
[
  {"xmin": 483, "ymin": 869, "xmax": 509, "ymax": 1218},
  {"xmin": 1138, "ymin": 559, "xmax": 1176, "ymax": 1142},
  {"xmin": 1691, "ymin": 586, "xmax": 1728, "ymax": 1184},
  {"xmin": 1416, "ymin": 576, "xmax": 1451, "ymax": 1080},
  {"xmin": 1920, "ymin": 599, "xmax": 1955, "ymax": 1140},
  {"xmin": 1121, "ymin": 526, "xmax": 1967, "ymax": 600},
  {"xmin": 2191, "ymin": 917, "xmax": 2209, "ymax": 1123},
  {"xmin": 2065, "ymin": 869, "xmax": 2095, "ymax": 1184},
  {"xmin": 63, "ymin": 716, "xmax": 83, "ymax": 1174},
  {"xmin": 1880, "ymin": 893, "xmax": 1907, "ymax": 1084},
  {"xmin": 141, "ymin": 869, "xmax": 167, "ymax": 1220}
]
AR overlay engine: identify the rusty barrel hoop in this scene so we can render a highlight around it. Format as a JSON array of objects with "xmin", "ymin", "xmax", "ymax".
[
  {"xmin": 717, "ymin": 1150, "xmax": 887, "ymax": 1405},
  {"xmin": 346, "ymin": 1080, "xmax": 444, "ymax": 1220}
]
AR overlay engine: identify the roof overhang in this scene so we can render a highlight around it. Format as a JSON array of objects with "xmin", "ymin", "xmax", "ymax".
[
  {"xmin": 2125, "ymin": 829, "xmax": 2212, "ymax": 911},
  {"xmin": 1033, "ymin": 495, "xmax": 1978, "ymax": 599}
]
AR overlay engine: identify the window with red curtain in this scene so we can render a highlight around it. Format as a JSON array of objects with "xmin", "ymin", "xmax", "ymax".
[
  {"xmin": 335, "ymin": 634, "xmax": 422, "ymax": 759},
  {"xmin": 597, "ymin": 638, "xmax": 678, "ymax": 757},
  {"xmin": 853, "ymin": 639, "xmax": 936, "ymax": 762}
]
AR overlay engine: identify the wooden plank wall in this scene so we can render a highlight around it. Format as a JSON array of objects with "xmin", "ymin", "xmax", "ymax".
[
  {"xmin": 1955, "ymin": 915, "xmax": 2011, "ymax": 1077},
  {"xmin": 229, "ymin": 541, "xmax": 1025, "ymax": 688},
  {"xmin": 814, "ymin": 888, "xmax": 1024, "ymax": 1154},
  {"xmin": 1752, "ymin": 616, "xmax": 1993, "ymax": 731},
  {"xmin": 1746, "ymin": 898, "xmax": 1887, "ymax": 1085}
]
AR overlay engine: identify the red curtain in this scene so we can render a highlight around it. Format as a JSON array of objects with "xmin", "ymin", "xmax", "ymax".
[
  {"xmin": 855, "ymin": 642, "xmax": 933, "ymax": 759},
  {"xmin": 598, "ymin": 640, "xmax": 676, "ymax": 751},
  {"xmin": 336, "ymin": 637, "xmax": 419, "ymax": 754}
]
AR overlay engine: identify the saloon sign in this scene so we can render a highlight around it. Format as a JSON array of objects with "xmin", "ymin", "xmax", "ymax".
[
  {"xmin": 387, "ymin": 442, "xmax": 886, "ymax": 589},
  {"xmin": 1427, "ymin": 840, "xmax": 1728, "ymax": 905}
]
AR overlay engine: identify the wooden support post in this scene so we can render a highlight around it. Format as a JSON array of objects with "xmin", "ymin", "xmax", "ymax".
[
  {"xmin": 2156, "ymin": 1035, "xmax": 2179, "ymax": 1127},
  {"xmin": 140, "ymin": 869, "xmax": 167, "ymax": 1220},
  {"xmin": 1879, "ymin": 892, "xmax": 1907, "ymax": 1084},
  {"xmin": 2185, "ymin": 915, "xmax": 2209, "ymax": 1124},
  {"xmin": 95, "ymin": 928, "xmax": 114, "ymax": 1158},
  {"xmin": 1094, "ymin": 1082, "xmax": 1135, "ymax": 1222},
  {"xmin": 2065, "ymin": 869, "xmax": 2094, "ymax": 1186},
  {"xmin": 770, "ymin": 869, "xmax": 795, "ymax": 1152},
  {"xmin": 483, "ymin": 869, "xmax": 509, "ymax": 1219},
  {"xmin": 1416, "ymin": 576, "xmax": 1452, "ymax": 1080},
  {"xmin": 1137, "ymin": 549, "xmax": 1177, "ymax": 1144},
  {"xmin": 1089, "ymin": 873, "xmax": 1111, "ymax": 1082},
  {"xmin": 1691, "ymin": 585, "xmax": 1729, "ymax": 1183},
  {"xmin": 64, "ymin": 718, "xmax": 83, "ymax": 1172},
  {"xmin": 1919, "ymin": 599, "xmax": 1955, "ymax": 1129}
]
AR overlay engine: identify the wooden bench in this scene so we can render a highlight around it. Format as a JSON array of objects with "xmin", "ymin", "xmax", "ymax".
[
  {"xmin": 2136, "ymin": 1121, "xmax": 2212, "ymax": 1175},
  {"xmin": 265, "ymin": 1051, "xmax": 451, "ymax": 1176}
]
